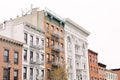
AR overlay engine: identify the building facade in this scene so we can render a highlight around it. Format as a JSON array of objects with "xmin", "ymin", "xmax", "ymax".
[
  {"xmin": 0, "ymin": 7, "xmax": 91, "ymax": 80},
  {"xmin": 65, "ymin": 18, "xmax": 90, "ymax": 80},
  {"xmin": 106, "ymin": 69, "xmax": 118, "ymax": 80},
  {"xmin": 88, "ymin": 49, "xmax": 99, "ymax": 80},
  {"xmin": 111, "ymin": 68, "xmax": 120, "ymax": 80},
  {"xmin": 0, "ymin": 8, "xmax": 65, "ymax": 80},
  {"xmin": 98, "ymin": 63, "xmax": 106, "ymax": 80},
  {"xmin": 43, "ymin": 9, "xmax": 65, "ymax": 80},
  {"xmin": 0, "ymin": 21, "xmax": 45, "ymax": 80},
  {"xmin": 0, "ymin": 35, "xmax": 23, "ymax": 80}
]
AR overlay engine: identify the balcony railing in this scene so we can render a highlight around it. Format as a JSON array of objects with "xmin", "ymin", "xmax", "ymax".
[
  {"xmin": 30, "ymin": 44, "xmax": 44, "ymax": 50},
  {"xmin": 60, "ymin": 48, "xmax": 64, "ymax": 52},
  {"xmin": 51, "ymin": 32, "xmax": 63, "ymax": 39},
  {"xmin": 76, "ymin": 64, "xmax": 84, "ymax": 70},
  {"xmin": 59, "ymin": 34, "xmax": 63, "ymax": 39},
  {"xmin": 68, "ymin": 67, "xmax": 72, "ymax": 73},
  {"xmin": 36, "ymin": 74, "xmax": 44, "ymax": 80},
  {"xmin": 30, "ymin": 60, "xmax": 36, "ymax": 64},
  {"xmin": 52, "ymin": 61, "xmax": 63, "ymax": 67},
  {"xmin": 51, "ymin": 32, "xmax": 59, "ymax": 38},
  {"xmin": 51, "ymin": 46, "xmax": 60, "ymax": 52},
  {"xmin": 36, "ymin": 60, "xmax": 44, "ymax": 65},
  {"xmin": 30, "ymin": 60, "xmax": 44, "ymax": 65},
  {"xmin": 40, "ymin": 76, "xmax": 44, "ymax": 80},
  {"xmin": 29, "ymin": 75, "xmax": 33, "ymax": 80}
]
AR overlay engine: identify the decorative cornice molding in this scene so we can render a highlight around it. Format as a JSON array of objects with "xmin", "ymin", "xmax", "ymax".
[{"xmin": 0, "ymin": 35, "xmax": 23, "ymax": 46}]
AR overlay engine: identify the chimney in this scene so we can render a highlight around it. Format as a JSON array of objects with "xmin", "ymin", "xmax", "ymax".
[{"xmin": 31, "ymin": 8, "xmax": 38, "ymax": 14}]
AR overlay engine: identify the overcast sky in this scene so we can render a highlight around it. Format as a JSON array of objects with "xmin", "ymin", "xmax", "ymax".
[{"xmin": 0, "ymin": 0, "xmax": 120, "ymax": 69}]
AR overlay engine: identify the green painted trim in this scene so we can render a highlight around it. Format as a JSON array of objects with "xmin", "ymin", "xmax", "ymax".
[{"xmin": 45, "ymin": 12, "xmax": 65, "ymax": 28}]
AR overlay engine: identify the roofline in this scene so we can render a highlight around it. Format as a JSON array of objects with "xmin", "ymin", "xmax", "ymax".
[
  {"xmin": 88, "ymin": 49, "xmax": 98, "ymax": 55},
  {"xmin": 111, "ymin": 68, "xmax": 120, "ymax": 71},
  {"xmin": 65, "ymin": 18, "xmax": 90, "ymax": 36},
  {"xmin": 106, "ymin": 69, "xmax": 118, "ymax": 74},
  {"xmin": 98, "ymin": 62, "xmax": 106, "ymax": 68},
  {"xmin": 0, "ymin": 35, "xmax": 23, "ymax": 46},
  {"xmin": 45, "ymin": 8, "xmax": 65, "ymax": 23}
]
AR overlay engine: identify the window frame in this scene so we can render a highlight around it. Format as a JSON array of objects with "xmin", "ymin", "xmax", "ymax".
[
  {"xmin": 30, "ymin": 35, "xmax": 33, "ymax": 45},
  {"xmin": 23, "ymin": 67, "xmax": 27, "ymax": 79},
  {"xmin": 3, "ymin": 68, "xmax": 9, "ymax": 80},
  {"xmin": 14, "ymin": 51, "xmax": 19, "ymax": 64},
  {"xmin": 24, "ymin": 33, "xmax": 28, "ymax": 44},
  {"xmin": 24, "ymin": 49, "xmax": 27, "ymax": 61},
  {"xmin": 14, "ymin": 70, "xmax": 18, "ymax": 80},
  {"xmin": 4, "ymin": 49, "xmax": 9, "ymax": 62}
]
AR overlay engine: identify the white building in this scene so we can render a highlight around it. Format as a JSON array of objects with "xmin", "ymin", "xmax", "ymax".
[
  {"xmin": 106, "ymin": 69, "xmax": 118, "ymax": 80},
  {"xmin": 0, "ymin": 21, "xmax": 45, "ymax": 80},
  {"xmin": 64, "ymin": 18, "xmax": 90, "ymax": 80}
]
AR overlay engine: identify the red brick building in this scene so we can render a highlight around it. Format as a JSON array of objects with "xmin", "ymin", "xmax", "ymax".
[
  {"xmin": 98, "ymin": 62, "xmax": 106, "ymax": 80},
  {"xmin": 88, "ymin": 49, "xmax": 99, "ymax": 80},
  {"xmin": 0, "ymin": 35, "xmax": 23, "ymax": 80}
]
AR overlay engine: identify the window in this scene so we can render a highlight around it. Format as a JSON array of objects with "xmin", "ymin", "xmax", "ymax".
[
  {"xmin": 52, "ymin": 54, "xmax": 55, "ymax": 62},
  {"xmin": 41, "ymin": 39, "xmax": 44, "ymax": 46},
  {"xmin": 60, "ymin": 30, "xmax": 63, "ymax": 34},
  {"xmin": 84, "ymin": 64, "xmax": 86, "ymax": 70},
  {"xmin": 47, "ymin": 69, "xmax": 50, "ymax": 79},
  {"xmin": 4, "ymin": 49, "xmax": 9, "ymax": 62},
  {"xmin": 46, "ymin": 38, "xmax": 49, "ymax": 47},
  {"xmin": 61, "ymin": 56, "xmax": 64, "ymax": 62},
  {"xmin": 41, "ymin": 54, "xmax": 44, "ymax": 61},
  {"xmin": 30, "ymin": 35, "xmax": 33, "ymax": 45},
  {"xmin": 24, "ymin": 50, "xmax": 27, "ymax": 61},
  {"xmin": 60, "ymin": 30, "xmax": 63, "ymax": 38},
  {"xmin": 23, "ymin": 67, "xmax": 27, "ymax": 79},
  {"xmin": 61, "ymin": 43, "xmax": 63, "ymax": 48},
  {"xmin": 24, "ymin": 33, "xmax": 27, "ymax": 44},
  {"xmin": 36, "ymin": 53, "xmax": 39, "ymax": 62},
  {"xmin": 40, "ymin": 39, "xmax": 44, "ymax": 50},
  {"xmin": 30, "ymin": 68, "xmax": 33, "ymax": 79},
  {"xmin": 14, "ymin": 70, "xmax": 18, "ymax": 80},
  {"xmin": 46, "ymin": 23, "xmax": 49, "ymax": 32},
  {"xmin": 36, "ymin": 37, "xmax": 39, "ymax": 45},
  {"xmin": 90, "ymin": 56, "xmax": 92, "ymax": 62},
  {"xmin": 56, "ymin": 41, "xmax": 59, "ymax": 47},
  {"xmin": 51, "ymin": 40, "xmax": 54, "ymax": 46},
  {"xmin": 41, "ymin": 39, "xmax": 44, "ymax": 49},
  {"xmin": 56, "ymin": 55, "xmax": 59, "ymax": 62},
  {"xmin": 30, "ymin": 51, "xmax": 33, "ymax": 62},
  {"xmin": 41, "ymin": 70, "xmax": 44, "ymax": 77},
  {"xmin": 51, "ymin": 25, "xmax": 54, "ymax": 32},
  {"xmin": 67, "ymin": 37, "xmax": 71, "ymax": 52},
  {"xmin": 56, "ymin": 28, "xmax": 59, "ymax": 33},
  {"xmin": 47, "ymin": 53, "xmax": 50, "ymax": 62},
  {"xmin": 3, "ymin": 68, "xmax": 8, "ymax": 80},
  {"xmin": 14, "ymin": 51, "xmax": 18, "ymax": 64},
  {"xmin": 36, "ymin": 69, "xmax": 39, "ymax": 77}
]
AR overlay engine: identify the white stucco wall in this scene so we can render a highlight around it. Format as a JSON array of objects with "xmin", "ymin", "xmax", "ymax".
[
  {"xmin": 65, "ymin": 18, "xmax": 90, "ymax": 80},
  {"xmin": 0, "ymin": 21, "xmax": 45, "ymax": 80},
  {"xmin": 106, "ymin": 70, "xmax": 118, "ymax": 80}
]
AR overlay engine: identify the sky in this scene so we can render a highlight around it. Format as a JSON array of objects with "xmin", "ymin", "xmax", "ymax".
[{"xmin": 0, "ymin": 0, "xmax": 120, "ymax": 69}]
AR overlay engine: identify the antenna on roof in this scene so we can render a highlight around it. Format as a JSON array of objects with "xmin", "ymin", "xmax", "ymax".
[
  {"xmin": 21, "ymin": 4, "xmax": 33, "ymax": 16},
  {"xmin": 30, "ymin": 4, "xmax": 33, "ymax": 10}
]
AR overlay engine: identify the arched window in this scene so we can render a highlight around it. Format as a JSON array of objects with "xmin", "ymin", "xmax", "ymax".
[
  {"xmin": 36, "ymin": 53, "xmax": 39, "ymax": 62},
  {"xmin": 67, "ymin": 37, "xmax": 71, "ymax": 52}
]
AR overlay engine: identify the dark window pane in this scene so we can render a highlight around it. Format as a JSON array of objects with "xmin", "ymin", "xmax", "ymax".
[
  {"xmin": 14, "ymin": 70, "xmax": 18, "ymax": 80},
  {"xmin": 4, "ymin": 49, "xmax": 9, "ymax": 62},
  {"xmin": 14, "ymin": 52, "xmax": 18, "ymax": 64},
  {"xmin": 3, "ymin": 68, "xmax": 8, "ymax": 80},
  {"xmin": 24, "ymin": 33, "xmax": 27, "ymax": 44}
]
